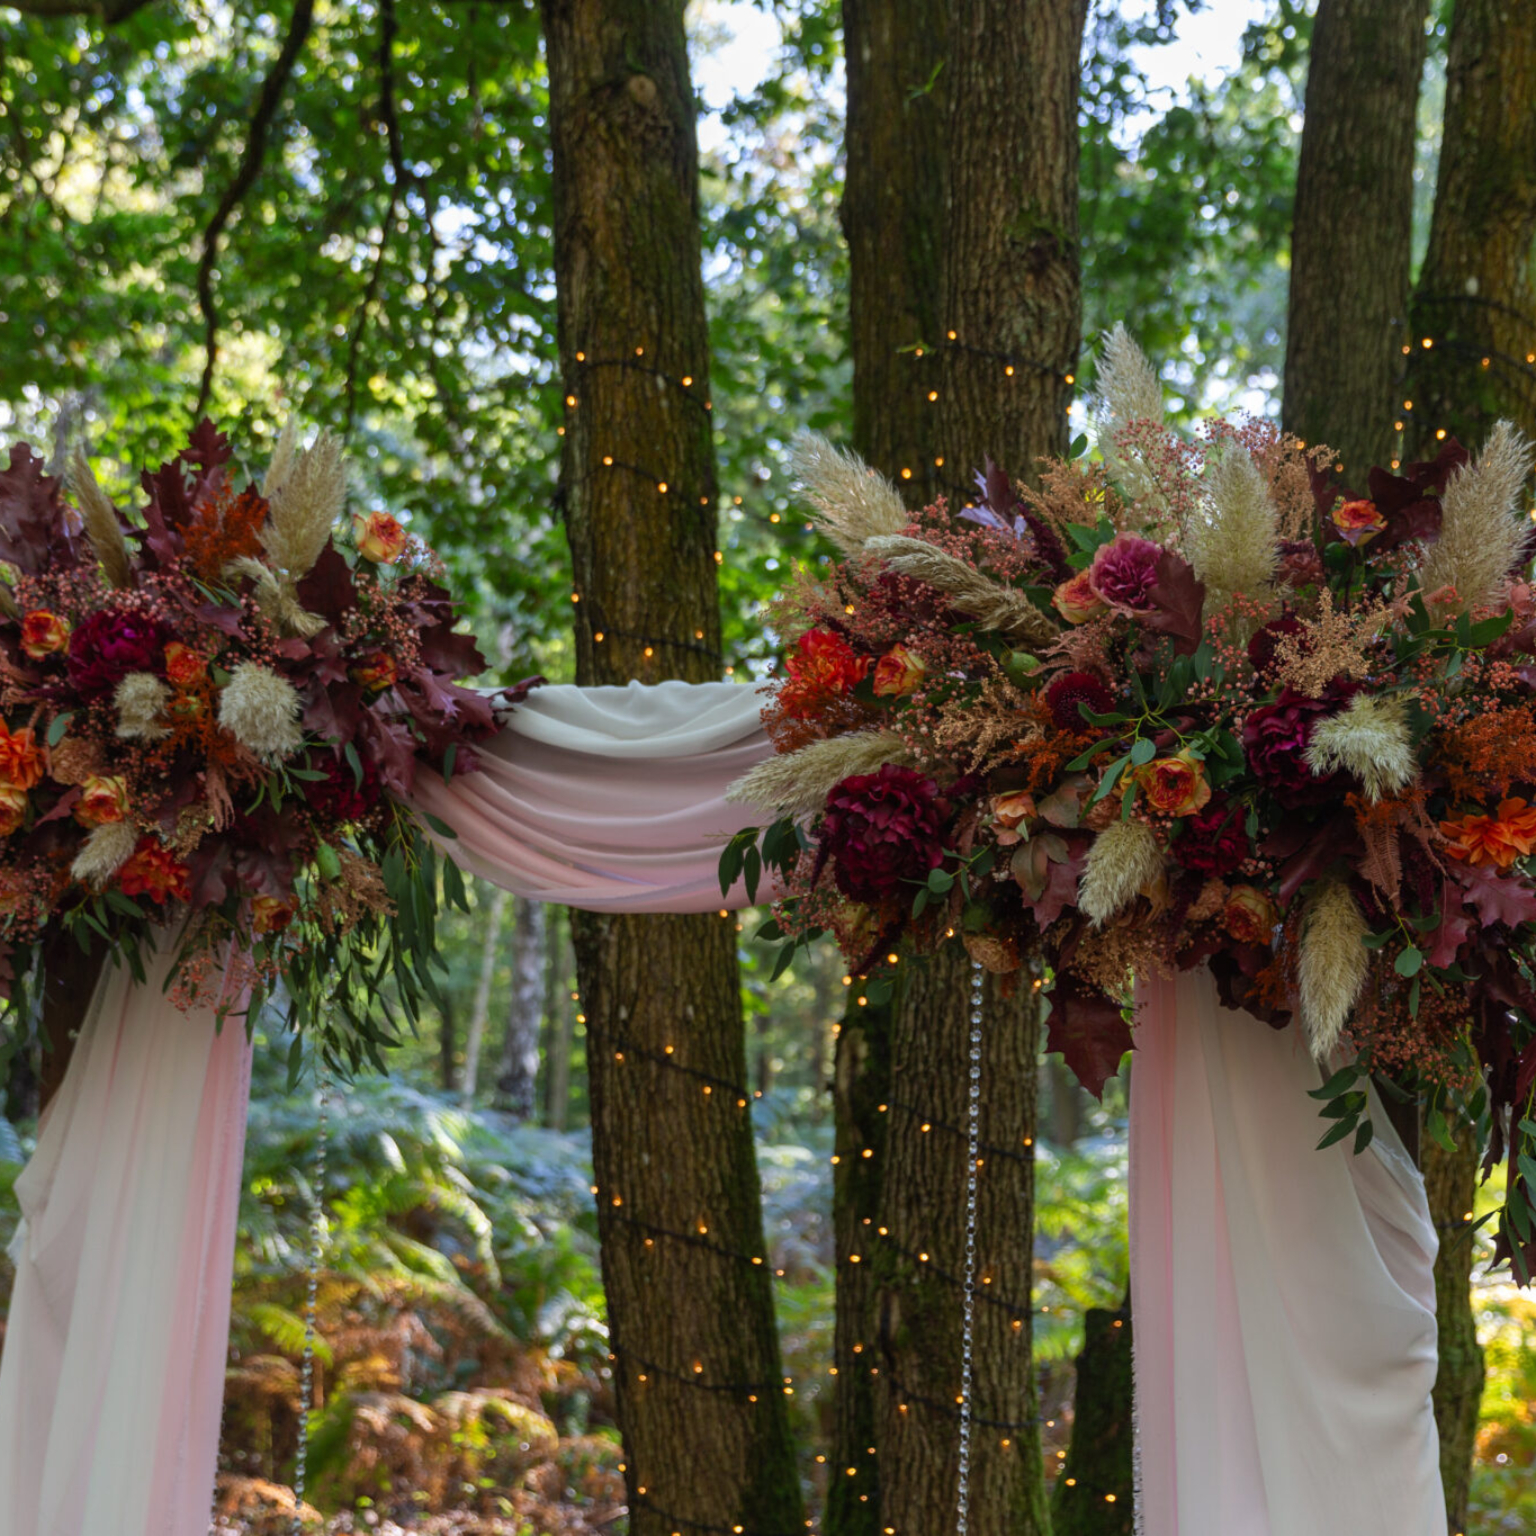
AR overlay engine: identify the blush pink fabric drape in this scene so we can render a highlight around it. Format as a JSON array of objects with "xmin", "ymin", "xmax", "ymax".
[
  {"xmin": 1130, "ymin": 969, "xmax": 1446, "ymax": 1536},
  {"xmin": 0, "ymin": 681, "xmax": 1449, "ymax": 1536}
]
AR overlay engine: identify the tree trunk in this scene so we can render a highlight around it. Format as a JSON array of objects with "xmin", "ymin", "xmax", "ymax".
[
  {"xmin": 1400, "ymin": 8, "xmax": 1536, "ymax": 1521},
  {"xmin": 1403, "ymin": 0, "xmax": 1536, "ymax": 460},
  {"xmin": 494, "ymin": 894, "xmax": 545, "ymax": 1120},
  {"xmin": 540, "ymin": 3, "xmax": 803, "ymax": 1530},
  {"xmin": 38, "ymin": 932, "xmax": 107, "ymax": 1113},
  {"xmin": 1282, "ymin": 0, "xmax": 1430, "ymax": 484},
  {"xmin": 542, "ymin": 910, "xmax": 574, "ymax": 1131},
  {"xmin": 1050, "ymin": 1294, "xmax": 1133, "ymax": 1534},
  {"xmin": 458, "ymin": 887, "xmax": 508, "ymax": 1103}
]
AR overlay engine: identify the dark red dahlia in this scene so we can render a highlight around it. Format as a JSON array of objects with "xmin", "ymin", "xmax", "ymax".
[
  {"xmin": 1043, "ymin": 671, "xmax": 1115, "ymax": 732},
  {"xmin": 1246, "ymin": 610, "xmax": 1305, "ymax": 678},
  {"xmin": 66, "ymin": 609, "xmax": 171, "ymax": 696},
  {"xmin": 305, "ymin": 751, "xmax": 383, "ymax": 823},
  {"xmin": 1241, "ymin": 687, "xmax": 1347, "ymax": 808},
  {"xmin": 821, "ymin": 764, "xmax": 950, "ymax": 904},
  {"xmin": 1172, "ymin": 797, "xmax": 1250, "ymax": 876}
]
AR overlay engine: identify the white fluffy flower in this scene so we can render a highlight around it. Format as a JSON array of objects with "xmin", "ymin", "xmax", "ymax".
[
  {"xmin": 218, "ymin": 662, "xmax": 304, "ymax": 762},
  {"xmin": 114, "ymin": 671, "xmax": 172, "ymax": 742},
  {"xmin": 70, "ymin": 819, "xmax": 140, "ymax": 887}
]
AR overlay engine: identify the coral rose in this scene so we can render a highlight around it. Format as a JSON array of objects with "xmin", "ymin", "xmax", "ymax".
[
  {"xmin": 352, "ymin": 510, "xmax": 408, "ymax": 564},
  {"xmin": 349, "ymin": 650, "xmax": 399, "ymax": 694},
  {"xmin": 991, "ymin": 790, "xmax": 1036, "ymax": 848},
  {"xmin": 0, "ymin": 723, "xmax": 45, "ymax": 791},
  {"xmin": 1440, "ymin": 798, "xmax": 1536, "ymax": 869},
  {"xmin": 821, "ymin": 764, "xmax": 950, "ymax": 904},
  {"xmin": 1052, "ymin": 568, "xmax": 1106, "ymax": 625},
  {"xmin": 252, "ymin": 895, "xmax": 296, "ymax": 935},
  {"xmin": 75, "ymin": 774, "xmax": 131, "ymax": 828},
  {"xmin": 1134, "ymin": 751, "xmax": 1211, "ymax": 817},
  {"xmin": 1088, "ymin": 534, "xmax": 1164, "ymax": 615},
  {"xmin": 1223, "ymin": 885, "xmax": 1277, "ymax": 945},
  {"xmin": 164, "ymin": 642, "xmax": 208, "ymax": 688},
  {"xmin": 116, "ymin": 838, "xmax": 191, "ymax": 905},
  {"xmin": 872, "ymin": 644, "xmax": 926, "ymax": 698},
  {"xmin": 0, "ymin": 784, "xmax": 28, "ymax": 837},
  {"xmin": 20, "ymin": 610, "xmax": 68, "ymax": 660},
  {"xmin": 1330, "ymin": 498, "xmax": 1386, "ymax": 548}
]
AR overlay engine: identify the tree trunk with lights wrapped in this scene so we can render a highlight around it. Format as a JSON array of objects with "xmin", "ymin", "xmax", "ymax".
[
  {"xmin": 1282, "ymin": 0, "xmax": 1430, "ymax": 485},
  {"xmin": 1402, "ymin": 6, "xmax": 1536, "ymax": 1524},
  {"xmin": 838, "ymin": 2, "xmax": 1087, "ymax": 1530},
  {"xmin": 540, "ymin": 2, "xmax": 803, "ymax": 1530}
]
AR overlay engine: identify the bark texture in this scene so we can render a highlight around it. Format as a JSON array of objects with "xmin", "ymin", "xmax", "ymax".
[
  {"xmin": 1404, "ymin": 0, "xmax": 1536, "ymax": 459},
  {"xmin": 540, "ymin": 2, "xmax": 802, "ymax": 1529},
  {"xmin": 494, "ymin": 894, "xmax": 545, "ymax": 1120},
  {"xmin": 1049, "ymin": 1298, "xmax": 1133, "ymax": 1535},
  {"xmin": 1283, "ymin": 0, "xmax": 1430, "ymax": 483},
  {"xmin": 38, "ymin": 933, "xmax": 106, "ymax": 1112},
  {"xmin": 1400, "ymin": 7, "xmax": 1536, "ymax": 1520}
]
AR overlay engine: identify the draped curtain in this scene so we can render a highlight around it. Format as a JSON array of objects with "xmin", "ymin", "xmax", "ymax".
[{"xmin": 0, "ymin": 681, "xmax": 1447, "ymax": 1535}]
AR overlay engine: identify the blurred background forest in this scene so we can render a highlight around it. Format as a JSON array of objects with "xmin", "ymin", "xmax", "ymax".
[{"xmin": 0, "ymin": 1, "xmax": 1531, "ymax": 1533}]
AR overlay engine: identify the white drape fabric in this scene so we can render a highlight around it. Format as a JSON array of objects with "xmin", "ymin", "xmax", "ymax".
[
  {"xmin": 0, "ymin": 939, "xmax": 252, "ymax": 1536},
  {"xmin": 0, "ymin": 681, "xmax": 1448, "ymax": 1536},
  {"xmin": 1130, "ymin": 968, "xmax": 1446, "ymax": 1536}
]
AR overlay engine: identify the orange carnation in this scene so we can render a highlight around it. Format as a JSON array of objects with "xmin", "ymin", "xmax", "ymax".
[
  {"xmin": 117, "ymin": 839, "xmax": 191, "ymax": 905},
  {"xmin": 0, "ymin": 723, "xmax": 45, "ymax": 791},
  {"xmin": 1440, "ymin": 798, "xmax": 1536, "ymax": 869},
  {"xmin": 1134, "ymin": 751, "xmax": 1211, "ymax": 818}
]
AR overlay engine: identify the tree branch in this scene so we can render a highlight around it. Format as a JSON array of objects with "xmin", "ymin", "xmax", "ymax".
[{"xmin": 193, "ymin": 0, "xmax": 316, "ymax": 419}]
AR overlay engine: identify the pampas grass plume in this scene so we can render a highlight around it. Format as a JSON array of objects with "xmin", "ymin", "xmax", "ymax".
[
  {"xmin": 68, "ymin": 449, "xmax": 133, "ymax": 589},
  {"xmin": 71, "ymin": 819, "xmax": 140, "ymax": 887},
  {"xmin": 727, "ymin": 730, "xmax": 913, "ymax": 817},
  {"xmin": 1187, "ymin": 444, "xmax": 1279, "ymax": 628},
  {"xmin": 1419, "ymin": 420, "xmax": 1535, "ymax": 614},
  {"xmin": 261, "ymin": 427, "xmax": 347, "ymax": 581},
  {"xmin": 218, "ymin": 663, "xmax": 304, "ymax": 762},
  {"xmin": 1298, "ymin": 879, "xmax": 1369, "ymax": 1060},
  {"xmin": 1079, "ymin": 819, "xmax": 1164, "ymax": 926},
  {"xmin": 1095, "ymin": 324, "xmax": 1165, "ymax": 511},
  {"xmin": 114, "ymin": 672, "xmax": 172, "ymax": 742},
  {"xmin": 1306, "ymin": 693, "xmax": 1415, "ymax": 802},
  {"xmin": 789, "ymin": 432, "xmax": 909, "ymax": 555}
]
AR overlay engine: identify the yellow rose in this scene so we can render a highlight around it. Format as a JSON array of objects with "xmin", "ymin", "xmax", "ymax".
[
  {"xmin": 0, "ymin": 784, "xmax": 28, "ymax": 837},
  {"xmin": 1052, "ymin": 569, "xmax": 1107, "ymax": 625},
  {"xmin": 352, "ymin": 509, "xmax": 408, "ymax": 564},
  {"xmin": 1223, "ymin": 884, "xmax": 1277, "ymax": 946},
  {"xmin": 74, "ymin": 774, "xmax": 131, "ymax": 829},
  {"xmin": 872, "ymin": 644, "xmax": 927, "ymax": 697}
]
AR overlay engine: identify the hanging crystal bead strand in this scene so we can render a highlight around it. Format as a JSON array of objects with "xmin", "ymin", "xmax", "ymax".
[
  {"xmin": 956, "ymin": 958, "xmax": 984, "ymax": 1535},
  {"xmin": 291, "ymin": 1065, "xmax": 330, "ymax": 1535}
]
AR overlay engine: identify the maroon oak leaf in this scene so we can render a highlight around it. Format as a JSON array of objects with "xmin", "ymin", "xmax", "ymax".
[
  {"xmin": 1044, "ymin": 974, "xmax": 1133, "ymax": 1098},
  {"xmin": 1452, "ymin": 861, "xmax": 1536, "ymax": 930},
  {"xmin": 294, "ymin": 541, "xmax": 358, "ymax": 625},
  {"xmin": 1141, "ymin": 549, "xmax": 1206, "ymax": 656},
  {"xmin": 0, "ymin": 444, "xmax": 79, "ymax": 576}
]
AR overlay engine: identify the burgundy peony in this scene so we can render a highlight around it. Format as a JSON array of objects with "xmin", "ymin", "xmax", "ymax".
[
  {"xmin": 1241, "ymin": 687, "xmax": 1345, "ymax": 807},
  {"xmin": 1043, "ymin": 671, "xmax": 1116, "ymax": 732},
  {"xmin": 1172, "ymin": 797, "xmax": 1251, "ymax": 876},
  {"xmin": 1246, "ymin": 610, "xmax": 1305, "ymax": 678},
  {"xmin": 1087, "ymin": 535, "xmax": 1163, "ymax": 615},
  {"xmin": 822, "ymin": 764, "xmax": 950, "ymax": 904},
  {"xmin": 305, "ymin": 751, "xmax": 383, "ymax": 823},
  {"xmin": 65, "ymin": 609, "xmax": 171, "ymax": 697}
]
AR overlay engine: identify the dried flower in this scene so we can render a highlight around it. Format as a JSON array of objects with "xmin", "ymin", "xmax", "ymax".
[
  {"xmin": 21, "ymin": 610, "xmax": 69, "ymax": 659},
  {"xmin": 67, "ymin": 448, "xmax": 132, "ymax": 588},
  {"xmin": 70, "ymin": 819, "xmax": 140, "ymax": 886},
  {"xmin": 1305, "ymin": 693, "xmax": 1415, "ymax": 803},
  {"xmin": 789, "ymin": 432, "xmax": 909, "ymax": 555},
  {"xmin": 218, "ymin": 663, "xmax": 304, "ymax": 762},
  {"xmin": 1187, "ymin": 445, "xmax": 1279, "ymax": 630},
  {"xmin": 1298, "ymin": 880, "xmax": 1369, "ymax": 1059},
  {"xmin": 114, "ymin": 672, "xmax": 173, "ymax": 742},
  {"xmin": 728, "ymin": 730, "xmax": 913, "ymax": 817},
  {"xmin": 1079, "ymin": 819, "xmax": 1164, "ymax": 926}
]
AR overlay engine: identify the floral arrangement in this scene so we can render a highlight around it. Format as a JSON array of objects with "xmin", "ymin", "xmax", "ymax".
[
  {"xmin": 0, "ymin": 420, "xmax": 513, "ymax": 1071},
  {"xmin": 723, "ymin": 326, "xmax": 1536, "ymax": 1280}
]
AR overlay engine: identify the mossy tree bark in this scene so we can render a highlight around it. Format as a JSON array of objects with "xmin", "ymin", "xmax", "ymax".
[
  {"xmin": 839, "ymin": 5, "xmax": 1087, "ymax": 1529},
  {"xmin": 1403, "ymin": 0, "xmax": 1536, "ymax": 459},
  {"xmin": 540, "ymin": 3, "xmax": 803, "ymax": 1530},
  {"xmin": 1400, "ymin": 7, "xmax": 1536, "ymax": 1524},
  {"xmin": 1049, "ymin": 1297, "xmax": 1133, "ymax": 1536},
  {"xmin": 1282, "ymin": 0, "xmax": 1430, "ymax": 484}
]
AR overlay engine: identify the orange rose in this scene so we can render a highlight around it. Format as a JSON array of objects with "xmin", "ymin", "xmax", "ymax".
[
  {"xmin": 1331, "ymin": 498, "xmax": 1386, "ymax": 547},
  {"xmin": 0, "ymin": 723, "xmax": 45, "ymax": 791},
  {"xmin": 349, "ymin": 650, "xmax": 399, "ymax": 694},
  {"xmin": 1224, "ymin": 885, "xmax": 1277, "ymax": 946},
  {"xmin": 1440, "ymin": 798, "xmax": 1536, "ymax": 869},
  {"xmin": 1052, "ymin": 568, "xmax": 1107, "ymax": 625},
  {"xmin": 872, "ymin": 644, "xmax": 927, "ymax": 698},
  {"xmin": 75, "ymin": 774, "xmax": 130, "ymax": 828},
  {"xmin": 0, "ymin": 784, "xmax": 28, "ymax": 837},
  {"xmin": 1133, "ymin": 751, "xmax": 1212, "ymax": 818},
  {"xmin": 20, "ymin": 610, "xmax": 69, "ymax": 660},
  {"xmin": 164, "ymin": 642, "xmax": 208, "ymax": 688},
  {"xmin": 991, "ymin": 790, "xmax": 1036, "ymax": 848},
  {"xmin": 352, "ymin": 509, "xmax": 408, "ymax": 564},
  {"xmin": 252, "ymin": 895, "xmax": 296, "ymax": 936}
]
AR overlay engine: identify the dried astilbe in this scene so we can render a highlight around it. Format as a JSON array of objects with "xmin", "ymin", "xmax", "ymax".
[
  {"xmin": 862, "ymin": 535, "xmax": 1059, "ymax": 647},
  {"xmin": 1073, "ymin": 920, "xmax": 1172, "ymax": 997},
  {"xmin": 1419, "ymin": 420, "xmax": 1534, "ymax": 615},
  {"xmin": 931, "ymin": 671, "xmax": 1037, "ymax": 775},
  {"xmin": 727, "ymin": 729, "xmax": 914, "ymax": 817},
  {"xmin": 1274, "ymin": 589, "xmax": 1389, "ymax": 698},
  {"xmin": 1306, "ymin": 693, "xmax": 1416, "ymax": 803},
  {"xmin": 315, "ymin": 850, "xmax": 395, "ymax": 938},
  {"xmin": 1185, "ymin": 444, "xmax": 1279, "ymax": 636},
  {"xmin": 789, "ymin": 432, "xmax": 909, "ymax": 556},
  {"xmin": 1297, "ymin": 879, "xmax": 1369, "ymax": 1060},
  {"xmin": 68, "ymin": 448, "xmax": 133, "ymax": 589},
  {"xmin": 1021, "ymin": 456, "xmax": 1117, "ymax": 537},
  {"xmin": 1243, "ymin": 426, "xmax": 1335, "ymax": 544}
]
